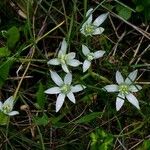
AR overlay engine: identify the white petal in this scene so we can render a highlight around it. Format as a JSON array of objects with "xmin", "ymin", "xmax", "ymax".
[
  {"xmin": 67, "ymin": 92, "xmax": 76, "ymax": 103},
  {"xmin": 93, "ymin": 13, "xmax": 108, "ymax": 26},
  {"xmin": 56, "ymin": 93, "xmax": 65, "ymax": 112},
  {"xmin": 50, "ymin": 71, "xmax": 63, "ymax": 86},
  {"xmin": 85, "ymin": 8, "xmax": 93, "ymax": 24},
  {"xmin": 92, "ymin": 27, "xmax": 104, "ymax": 35},
  {"xmin": 103, "ymin": 84, "xmax": 118, "ymax": 92},
  {"xmin": 8, "ymin": 111, "xmax": 19, "ymax": 116},
  {"xmin": 58, "ymin": 49, "xmax": 63, "ymax": 57},
  {"xmin": 80, "ymin": 27, "xmax": 86, "ymax": 36},
  {"xmin": 0, "ymin": 101, "xmax": 3, "ymax": 110},
  {"xmin": 66, "ymin": 52, "xmax": 75, "ymax": 59},
  {"xmin": 116, "ymin": 71, "xmax": 124, "ymax": 84},
  {"xmin": 3, "ymin": 96, "xmax": 14, "ymax": 111},
  {"xmin": 61, "ymin": 64, "xmax": 70, "ymax": 73},
  {"xmin": 93, "ymin": 50, "xmax": 105, "ymax": 59},
  {"xmin": 83, "ymin": 60, "xmax": 91, "ymax": 72},
  {"xmin": 44, "ymin": 87, "xmax": 60, "ymax": 94},
  {"xmin": 71, "ymin": 84, "xmax": 85, "ymax": 93},
  {"xmin": 129, "ymin": 85, "xmax": 142, "ymax": 92},
  {"xmin": 82, "ymin": 45, "xmax": 90, "ymax": 56},
  {"xmin": 47, "ymin": 58, "xmax": 60, "ymax": 65},
  {"xmin": 67, "ymin": 59, "xmax": 82, "ymax": 67},
  {"xmin": 86, "ymin": 8, "xmax": 93, "ymax": 17},
  {"xmin": 126, "ymin": 93, "xmax": 140, "ymax": 109},
  {"xmin": 125, "ymin": 70, "xmax": 138, "ymax": 84},
  {"xmin": 116, "ymin": 94, "xmax": 125, "ymax": 111},
  {"xmin": 64, "ymin": 73, "xmax": 72, "ymax": 85},
  {"xmin": 60, "ymin": 38, "xmax": 67, "ymax": 54}
]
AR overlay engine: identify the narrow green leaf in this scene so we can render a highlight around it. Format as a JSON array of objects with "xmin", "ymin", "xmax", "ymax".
[
  {"xmin": 116, "ymin": 5, "xmax": 132, "ymax": 20},
  {"xmin": 7, "ymin": 26, "xmax": 20, "ymax": 49},
  {"xmin": 36, "ymin": 83, "xmax": 46, "ymax": 109},
  {"xmin": 0, "ymin": 112, "xmax": 9, "ymax": 125},
  {"xmin": 0, "ymin": 60, "xmax": 12, "ymax": 88},
  {"xmin": 74, "ymin": 112, "xmax": 102, "ymax": 124}
]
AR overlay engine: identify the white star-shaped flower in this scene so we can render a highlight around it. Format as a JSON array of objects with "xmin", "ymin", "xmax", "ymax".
[
  {"xmin": 45, "ymin": 71, "xmax": 85, "ymax": 112},
  {"xmin": 103, "ymin": 70, "xmax": 142, "ymax": 111},
  {"xmin": 47, "ymin": 38, "xmax": 82, "ymax": 73},
  {"xmin": 0, "ymin": 96, "xmax": 19, "ymax": 116},
  {"xmin": 82, "ymin": 44, "xmax": 105, "ymax": 72},
  {"xmin": 80, "ymin": 8, "xmax": 108, "ymax": 36}
]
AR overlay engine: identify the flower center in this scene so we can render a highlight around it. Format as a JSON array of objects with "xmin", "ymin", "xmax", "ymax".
[
  {"xmin": 60, "ymin": 84, "xmax": 71, "ymax": 94},
  {"xmin": 118, "ymin": 83, "xmax": 129, "ymax": 95},
  {"xmin": 58, "ymin": 54, "xmax": 67, "ymax": 64},
  {"xmin": 84, "ymin": 24, "xmax": 95, "ymax": 35},
  {"xmin": 2, "ymin": 105, "xmax": 11, "ymax": 114},
  {"xmin": 87, "ymin": 53, "xmax": 94, "ymax": 61}
]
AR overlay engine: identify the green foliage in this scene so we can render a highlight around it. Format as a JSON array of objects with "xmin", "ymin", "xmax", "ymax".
[
  {"xmin": 133, "ymin": 0, "xmax": 150, "ymax": 22},
  {"xmin": 0, "ymin": 60, "xmax": 12, "ymax": 88},
  {"xmin": 116, "ymin": 4, "xmax": 132, "ymax": 20},
  {"xmin": 6, "ymin": 26, "xmax": 20, "ymax": 49},
  {"xmin": 74, "ymin": 112, "xmax": 102, "ymax": 124},
  {"xmin": 0, "ymin": 47, "xmax": 11, "ymax": 57},
  {"xmin": 0, "ymin": 112, "xmax": 9, "ymax": 125},
  {"xmin": 90, "ymin": 129, "xmax": 114, "ymax": 150},
  {"xmin": 36, "ymin": 83, "xmax": 46, "ymax": 109},
  {"xmin": 33, "ymin": 113, "xmax": 49, "ymax": 126},
  {"xmin": 137, "ymin": 140, "xmax": 150, "ymax": 150}
]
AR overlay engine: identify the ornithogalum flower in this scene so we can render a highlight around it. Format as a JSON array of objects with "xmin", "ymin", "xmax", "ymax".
[
  {"xmin": 47, "ymin": 38, "xmax": 82, "ymax": 73},
  {"xmin": 80, "ymin": 8, "xmax": 108, "ymax": 36},
  {"xmin": 82, "ymin": 44, "xmax": 105, "ymax": 72},
  {"xmin": 45, "ymin": 71, "xmax": 85, "ymax": 112},
  {"xmin": 0, "ymin": 96, "xmax": 19, "ymax": 116},
  {"xmin": 103, "ymin": 70, "xmax": 142, "ymax": 111}
]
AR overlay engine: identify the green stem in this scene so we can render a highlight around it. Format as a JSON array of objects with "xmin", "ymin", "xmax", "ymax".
[{"xmin": 90, "ymin": 71, "xmax": 112, "ymax": 84}]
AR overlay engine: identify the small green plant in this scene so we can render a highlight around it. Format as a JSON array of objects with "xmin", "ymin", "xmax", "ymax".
[{"xmin": 90, "ymin": 128, "xmax": 114, "ymax": 150}]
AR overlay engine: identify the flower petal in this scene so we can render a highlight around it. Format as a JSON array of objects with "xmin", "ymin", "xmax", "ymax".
[
  {"xmin": 93, "ymin": 13, "xmax": 108, "ymax": 26},
  {"xmin": 116, "ymin": 94, "xmax": 125, "ymax": 111},
  {"xmin": 61, "ymin": 64, "xmax": 70, "ymax": 73},
  {"xmin": 0, "ymin": 101, "xmax": 3, "ymax": 110},
  {"xmin": 67, "ymin": 59, "xmax": 82, "ymax": 67},
  {"xmin": 86, "ymin": 8, "xmax": 93, "ymax": 17},
  {"xmin": 8, "ymin": 111, "xmax": 19, "ymax": 116},
  {"xmin": 64, "ymin": 73, "xmax": 72, "ymax": 85},
  {"xmin": 82, "ymin": 45, "xmax": 90, "ymax": 56},
  {"xmin": 67, "ymin": 92, "xmax": 76, "ymax": 103},
  {"xmin": 47, "ymin": 58, "xmax": 60, "ymax": 65},
  {"xmin": 103, "ymin": 84, "xmax": 118, "ymax": 92},
  {"xmin": 129, "ymin": 85, "xmax": 142, "ymax": 92},
  {"xmin": 126, "ymin": 93, "xmax": 140, "ymax": 109},
  {"xmin": 83, "ymin": 60, "xmax": 91, "ymax": 72},
  {"xmin": 44, "ymin": 87, "xmax": 60, "ymax": 94},
  {"xmin": 66, "ymin": 52, "xmax": 76, "ymax": 59},
  {"xmin": 125, "ymin": 70, "xmax": 138, "ymax": 84},
  {"xmin": 56, "ymin": 93, "xmax": 66, "ymax": 112},
  {"xmin": 71, "ymin": 84, "xmax": 85, "ymax": 93},
  {"xmin": 80, "ymin": 27, "xmax": 86, "ymax": 36},
  {"xmin": 50, "ymin": 71, "xmax": 63, "ymax": 86},
  {"xmin": 93, "ymin": 50, "xmax": 105, "ymax": 59},
  {"xmin": 60, "ymin": 38, "xmax": 67, "ymax": 54},
  {"xmin": 116, "ymin": 71, "xmax": 124, "ymax": 84},
  {"xmin": 3, "ymin": 96, "xmax": 14, "ymax": 112},
  {"xmin": 92, "ymin": 27, "xmax": 104, "ymax": 35},
  {"xmin": 85, "ymin": 8, "xmax": 93, "ymax": 24}
]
